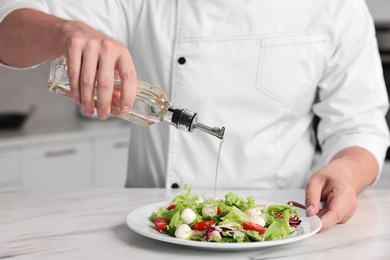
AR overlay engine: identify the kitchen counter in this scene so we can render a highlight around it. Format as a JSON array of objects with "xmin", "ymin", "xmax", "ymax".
[{"xmin": 1, "ymin": 188, "xmax": 389, "ymax": 259}]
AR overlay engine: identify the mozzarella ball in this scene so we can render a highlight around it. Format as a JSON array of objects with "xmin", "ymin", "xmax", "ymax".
[
  {"xmin": 202, "ymin": 204, "xmax": 217, "ymax": 217},
  {"xmin": 245, "ymin": 206, "xmax": 264, "ymax": 216},
  {"xmin": 181, "ymin": 208, "xmax": 196, "ymax": 224},
  {"xmin": 175, "ymin": 224, "xmax": 192, "ymax": 239},
  {"xmin": 210, "ymin": 230, "xmax": 222, "ymax": 240},
  {"xmin": 249, "ymin": 215, "xmax": 265, "ymax": 227}
]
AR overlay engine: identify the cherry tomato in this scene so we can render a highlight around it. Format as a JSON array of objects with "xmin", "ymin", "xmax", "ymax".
[
  {"xmin": 191, "ymin": 220, "xmax": 215, "ymax": 231},
  {"xmin": 242, "ymin": 221, "xmax": 266, "ymax": 235},
  {"xmin": 154, "ymin": 217, "xmax": 170, "ymax": 232},
  {"xmin": 217, "ymin": 208, "xmax": 222, "ymax": 215},
  {"xmin": 274, "ymin": 211, "xmax": 284, "ymax": 220},
  {"xmin": 166, "ymin": 204, "xmax": 176, "ymax": 210}
]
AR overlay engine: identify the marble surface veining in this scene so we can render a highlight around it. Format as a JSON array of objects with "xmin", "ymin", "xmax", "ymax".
[{"xmin": 0, "ymin": 188, "xmax": 389, "ymax": 260}]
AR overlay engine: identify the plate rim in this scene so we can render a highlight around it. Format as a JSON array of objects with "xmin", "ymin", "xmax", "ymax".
[{"xmin": 126, "ymin": 200, "xmax": 322, "ymax": 250}]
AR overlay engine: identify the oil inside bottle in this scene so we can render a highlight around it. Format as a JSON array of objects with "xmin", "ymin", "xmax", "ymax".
[{"xmin": 48, "ymin": 79, "xmax": 170, "ymax": 126}]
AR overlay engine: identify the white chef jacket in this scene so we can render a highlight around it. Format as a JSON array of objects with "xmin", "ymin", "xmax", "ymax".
[{"xmin": 1, "ymin": 0, "xmax": 389, "ymax": 189}]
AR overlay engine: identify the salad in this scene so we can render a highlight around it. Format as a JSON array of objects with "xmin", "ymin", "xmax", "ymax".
[{"xmin": 149, "ymin": 185, "xmax": 302, "ymax": 243}]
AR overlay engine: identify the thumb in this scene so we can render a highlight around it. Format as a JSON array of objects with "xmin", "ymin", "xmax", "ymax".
[{"xmin": 305, "ymin": 175, "xmax": 325, "ymax": 217}]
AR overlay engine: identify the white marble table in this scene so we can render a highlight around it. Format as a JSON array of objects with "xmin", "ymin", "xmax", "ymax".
[{"xmin": 1, "ymin": 188, "xmax": 389, "ymax": 259}]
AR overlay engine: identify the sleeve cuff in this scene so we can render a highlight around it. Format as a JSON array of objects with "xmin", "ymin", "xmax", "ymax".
[
  {"xmin": 320, "ymin": 134, "xmax": 389, "ymax": 184},
  {"xmin": 0, "ymin": 62, "xmax": 41, "ymax": 70}
]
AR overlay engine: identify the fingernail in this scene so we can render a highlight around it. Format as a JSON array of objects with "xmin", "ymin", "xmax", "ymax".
[
  {"xmin": 84, "ymin": 108, "xmax": 93, "ymax": 116},
  {"xmin": 98, "ymin": 113, "xmax": 109, "ymax": 120},
  {"xmin": 121, "ymin": 106, "xmax": 130, "ymax": 113},
  {"xmin": 306, "ymin": 204, "xmax": 314, "ymax": 213}
]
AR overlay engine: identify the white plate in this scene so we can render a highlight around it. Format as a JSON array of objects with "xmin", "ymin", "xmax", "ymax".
[{"xmin": 126, "ymin": 201, "xmax": 322, "ymax": 251}]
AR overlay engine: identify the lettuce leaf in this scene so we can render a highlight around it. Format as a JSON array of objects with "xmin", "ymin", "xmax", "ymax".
[
  {"xmin": 262, "ymin": 204, "xmax": 300, "ymax": 237},
  {"xmin": 263, "ymin": 220, "xmax": 290, "ymax": 241},
  {"xmin": 224, "ymin": 192, "xmax": 256, "ymax": 212},
  {"xmin": 245, "ymin": 230, "xmax": 264, "ymax": 242},
  {"xmin": 219, "ymin": 206, "xmax": 251, "ymax": 229}
]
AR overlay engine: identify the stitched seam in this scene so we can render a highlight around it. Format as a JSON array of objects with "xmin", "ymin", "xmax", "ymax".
[
  {"xmin": 271, "ymin": 105, "xmax": 290, "ymax": 188},
  {"xmin": 262, "ymin": 40, "xmax": 327, "ymax": 48},
  {"xmin": 177, "ymin": 30, "xmax": 335, "ymax": 43},
  {"xmin": 255, "ymin": 40, "xmax": 263, "ymax": 93},
  {"xmin": 271, "ymin": 122, "xmax": 279, "ymax": 188},
  {"xmin": 165, "ymin": 0, "xmax": 184, "ymax": 188},
  {"xmin": 314, "ymin": 41, "xmax": 327, "ymax": 84}
]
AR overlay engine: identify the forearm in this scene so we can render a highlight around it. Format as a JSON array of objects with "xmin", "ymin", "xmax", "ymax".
[
  {"xmin": 0, "ymin": 8, "xmax": 68, "ymax": 68},
  {"xmin": 330, "ymin": 146, "xmax": 379, "ymax": 193}
]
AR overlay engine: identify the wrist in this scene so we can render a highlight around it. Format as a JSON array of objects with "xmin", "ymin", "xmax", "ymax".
[
  {"xmin": 330, "ymin": 147, "xmax": 379, "ymax": 193},
  {"xmin": 54, "ymin": 19, "xmax": 76, "ymax": 54}
]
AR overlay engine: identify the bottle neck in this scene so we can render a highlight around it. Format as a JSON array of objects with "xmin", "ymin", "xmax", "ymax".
[
  {"xmin": 163, "ymin": 106, "xmax": 225, "ymax": 139},
  {"xmin": 163, "ymin": 106, "xmax": 197, "ymax": 132}
]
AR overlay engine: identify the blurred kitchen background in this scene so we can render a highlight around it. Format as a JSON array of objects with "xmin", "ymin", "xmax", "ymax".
[
  {"xmin": 0, "ymin": 60, "xmax": 131, "ymax": 188},
  {"xmin": 0, "ymin": 0, "xmax": 390, "ymax": 189}
]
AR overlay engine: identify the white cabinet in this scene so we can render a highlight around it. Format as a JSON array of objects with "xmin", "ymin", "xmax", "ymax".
[
  {"xmin": 0, "ymin": 120, "xmax": 130, "ymax": 189},
  {"xmin": 94, "ymin": 135, "xmax": 130, "ymax": 188},
  {"xmin": 21, "ymin": 140, "xmax": 92, "ymax": 188},
  {"xmin": 0, "ymin": 149, "xmax": 21, "ymax": 187}
]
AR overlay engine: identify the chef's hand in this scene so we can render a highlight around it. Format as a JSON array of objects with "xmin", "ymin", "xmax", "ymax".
[
  {"xmin": 60, "ymin": 20, "xmax": 137, "ymax": 120},
  {"xmin": 1, "ymin": 8, "xmax": 136, "ymax": 116},
  {"xmin": 304, "ymin": 147, "xmax": 378, "ymax": 231}
]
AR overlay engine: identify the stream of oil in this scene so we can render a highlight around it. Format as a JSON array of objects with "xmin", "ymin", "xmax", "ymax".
[{"xmin": 213, "ymin": 138, "xmax": 224, "ymax": 200}]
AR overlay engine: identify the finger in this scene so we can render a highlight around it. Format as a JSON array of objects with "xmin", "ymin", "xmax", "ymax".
[
  {"xmin": 111, "ymin": 84, "xmax": 121, "ymax": 108},
  {"xmin": 80, "ymin": 46, "xmax": 99, "ymax": 116},
  {"xmin": 318, "ymin": 208, "xmax": 341, "ymax": 231},
  {"xmin": 305, "ymin": 175, "xmax": 325, "ymax": 217},
  {"xmin": 318, "ymin": 190, "xmax": 357, "ymax": 231},
  {"xmin": 117, "ymin": 53, "xmax": 137, "ymax": 114},
  {"xmin": 95, "ymin": 53, "xmax": 116, "ymax": 120},
  {"xmin": 66, "ymin": 48, "xmax": 82, "ymax": 105},
  {"xmin": 96, "ymin": 52, "xmax": 115, "ymax": 119}
]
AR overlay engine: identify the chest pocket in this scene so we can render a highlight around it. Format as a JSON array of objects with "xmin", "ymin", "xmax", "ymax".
[{"xmin": 256, "ymin": 33, "xmax": 328, "ymax": 104}]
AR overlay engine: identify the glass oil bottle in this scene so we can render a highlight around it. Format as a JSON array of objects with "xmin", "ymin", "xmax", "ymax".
[{"xmin": 48, "ymin": 56, "xmax": 225, "ymax": 139}]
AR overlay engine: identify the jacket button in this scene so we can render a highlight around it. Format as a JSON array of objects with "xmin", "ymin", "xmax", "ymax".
[
  {"xmin": 171, "ymin": 183, "xmax": 179, "ymax": 189},
  {"xmin": 178, "ymin": 57, "xmax": 186, "ymax": 65}
]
